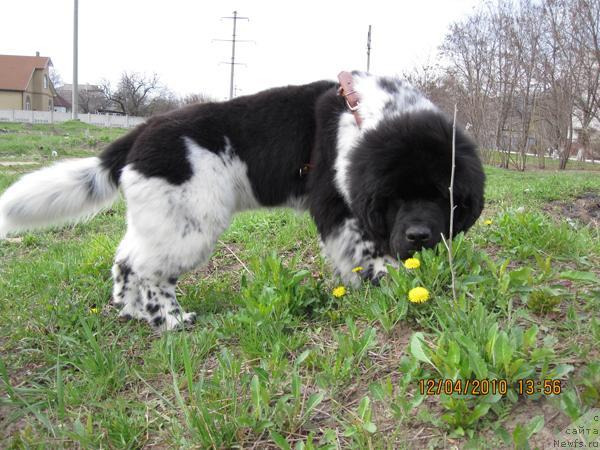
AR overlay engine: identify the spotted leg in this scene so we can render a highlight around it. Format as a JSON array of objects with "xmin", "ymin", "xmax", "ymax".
[
  {"xmin": 139, "ymin": 275, "xmax": 196, "ymax": 330},
  {"xmin": 111, "ymin": 261, "xmax": 146, "ymax": 320}
]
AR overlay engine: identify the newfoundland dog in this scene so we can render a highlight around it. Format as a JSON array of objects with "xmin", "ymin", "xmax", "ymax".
[{"xmin": 0, "ymin": 71, "xmax": 485, "ymax": 330}]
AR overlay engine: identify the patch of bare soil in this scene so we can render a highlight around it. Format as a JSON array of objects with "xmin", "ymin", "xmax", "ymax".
[
  {"xmin": 487, "ymin": 398, "xmax": 571, "ymax": 449},
  {"xmin": 181, "ymin": 242, "xmax": 246, "ymax": 285},
  {"xmin": 0, "ymin": 358, "xmax": 49, "ymax": 442},
  {"xmin": 545, "ymin": 191, "xmax": 600, "ymax": 227}
]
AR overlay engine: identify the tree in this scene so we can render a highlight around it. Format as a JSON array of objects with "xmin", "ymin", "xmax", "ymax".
[
  {"xmin": 146, "ymin": 88, "xmax": 181, "ymax": 115},
  {"xmin": 98, "ymin": 72, "xmax": 219, "ymax": 117},
  {"xmin": 441, "ymin": 9, "xmax": 497, "ymax": 148},
  {"xmin": 181, "ymin": 93, "xmax": 217, "ymax": 105},
  {"xmin": 513, "ymin": 1, "xmax": 543, "ymax": 170},
  {"xmin": 100, "ymin": 72, "xmax": 161, "ymax": 116},
  {"xmin": 436, "ymin": 0, "xmax": 600, "ymax": 170},
  {"xmin": 540, "ymin": 0, "xmax": 578, "ymax": 169},
  {"xmin": 489, "ymin": 1, "xmax": 520, "ymax": 166},
  {"xmin": 570, "ymin": 0, "xmax": 600, "ymax": 161},
  {"xmin": 49, "ymin": 67, "xmax": 63, "ymax": 89},
  {"xmin": 78, "ymin": 85, "xmax": 110, "ymax": 113}
]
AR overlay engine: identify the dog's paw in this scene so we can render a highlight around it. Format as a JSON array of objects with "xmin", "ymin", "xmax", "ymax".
[
  {"xmin": 359, "ymin": 266, "xmax": 387, "ymax": 286},
  {"xmin": 370, "ymin": 271, "xmax": 387, "ymax": 286},
  {"xmin": 118, "ymin": 304, "xmax": 147, "ymax": 321},
  {"xmin": 154, "ymin": 311, "xmax": 197, "ymax": 332},
  {"xmin": 180, "ymin": 312, "xmax": 197, "ymax": 325},
  {"xmin": 110, "ymin": 297, "xmax": 124, "ymax": 309}
]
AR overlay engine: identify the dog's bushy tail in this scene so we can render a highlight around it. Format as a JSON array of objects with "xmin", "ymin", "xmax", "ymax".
[
  {"xmin": 0, "ymin": 124, "xmax": 145, "ymax": 238},
  {"xmin": 0, "ymin": 156, "xmax": 119, "ymax": 237}
]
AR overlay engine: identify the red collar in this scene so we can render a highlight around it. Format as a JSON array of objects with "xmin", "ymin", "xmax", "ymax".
[{"xmin": 337, "ymin": 71, "xmax": 362, "ymax": 127}]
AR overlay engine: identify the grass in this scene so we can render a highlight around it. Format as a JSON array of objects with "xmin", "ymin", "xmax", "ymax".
[
  {"xmin": 0, "ymin": 121, "xmax": 125, "ymax": 162},
  {"xmin": 480, "ymin": 148, "xmax": 600, "ymax": 172},
  {"xmin": 0, "ymin": 122, "xmax": 599, "ymax": 448}
]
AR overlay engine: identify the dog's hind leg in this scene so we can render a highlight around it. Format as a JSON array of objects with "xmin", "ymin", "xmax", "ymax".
[
  {"xmin": 110, "ymin": 204, "xmax": 211, "ymax": 331},
  {"xmin": 111, "ymin": 260, "xmax": 145, "ymax": 321},
  {"xmin": 111, "ymin": 215, "xmax": 208, "ymax": 331},
  {"xmin": 112, "ymin": 138, "xmax": 254, "ymax": 331}
]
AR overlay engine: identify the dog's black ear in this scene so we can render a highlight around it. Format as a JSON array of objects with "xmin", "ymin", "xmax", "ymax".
[
  {"xmin": 353, "ymin": 194, "xmax": 388, "ymax": 242},
  {"xmin": 452, "ymin": 150, "xmax": 485, "ymax": 235},
  {"xmin": 454, "ymin": 191, "xmax": 484, "ymax": 235}
]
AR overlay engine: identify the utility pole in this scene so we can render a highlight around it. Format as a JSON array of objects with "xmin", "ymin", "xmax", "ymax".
[
  {"xmin": 366, "ymin": 25, "xmax": 372, "ymax": 73},
  {"xmin": 72, "ymin": 0, "xmax": 79, "ymax": 119},
  {"xmin": 215, "ymin": 11, "xmax": 250, "ymax": 100}
]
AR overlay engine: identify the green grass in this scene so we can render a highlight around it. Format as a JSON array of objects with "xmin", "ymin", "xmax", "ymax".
[
  {"xmin": 0, "ymin": 123, "xmax": 599, "ymax": 448},
  {"xmin": 0, "ymin": 121, "xmax": 125, "ymax": 162}
]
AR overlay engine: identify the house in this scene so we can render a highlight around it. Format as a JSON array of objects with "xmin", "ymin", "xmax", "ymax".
[
  {"xmin": 0, "ymin": 53, "xmax": 57, "ymax": 111},
  {"xmin": 53, "ymin": 93, "xmax": 71, "ymax": 113},
  {"xmin": 58, "ymin": 83, "xmax": 107, "ymax": 114}
]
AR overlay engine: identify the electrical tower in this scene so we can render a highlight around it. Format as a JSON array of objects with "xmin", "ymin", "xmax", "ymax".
[
  {"xmin": 214, "ymin": 11, "xmax": 250, "ymax": 100},
  {"xmin": 366, "ymin": 25, "xmax": 372, "ymax": 73},
  {"xmin": 72, "ymin": 0, "xmax": 79, "ymax": 119}
]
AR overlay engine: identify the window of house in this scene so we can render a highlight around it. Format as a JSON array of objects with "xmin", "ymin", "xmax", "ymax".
[
  {"xmin": 44, "ymin": 75, "xmax": 48, "ymax": 89},
  {"xmin": 48, "ymin": 99, "xmax": 52, "ymax": 111},
  {"xmin": 25, "ymin": 96, "xmax": 31, "ymax": 110}
]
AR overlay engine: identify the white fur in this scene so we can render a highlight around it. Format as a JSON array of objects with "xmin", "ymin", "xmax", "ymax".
[
  {"xmin": 117, "ymin": 137, "xmax": 257, "ymax": 276},
  {"xmin": 334, "ymin": 113, "xmax": 362, "ymax": 205},
  {"xmin": 285, "ymin": 195, "xmax": 309, "ymax": 211},
  {"xmin": 333, "ymin": 73, "xmax": 438, "ymax": 206},
  {"xmin": 0, "ymin": 157, "xmax": 117, "ymax": 238}
]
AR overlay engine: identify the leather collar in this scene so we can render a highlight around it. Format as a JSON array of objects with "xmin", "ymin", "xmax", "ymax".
[
  {"xmin": 299, "ymin": 71, "xmax": 362, "ymax": 177},
  {"xmin": 337, "ymin": 71, "xmax": 362, "ymax": 127}
]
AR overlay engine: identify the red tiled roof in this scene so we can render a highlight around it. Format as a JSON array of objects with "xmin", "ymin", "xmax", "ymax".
[
  {"xmin": 0, "ymin": 54, "xmax": 52, "ymax": 91},
  {"xmin": 53, "ymin": 93, "xmax": 71, "ymax": 108}
]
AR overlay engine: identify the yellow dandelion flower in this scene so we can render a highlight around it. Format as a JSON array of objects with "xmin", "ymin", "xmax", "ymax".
[
  {"xmin": 352, "ymin": 266, "xmax": 364, "ymax": 273},
  {"xmin": 483, "ymin": 219, "xmax": 493, "ymax": 226},
  {"xmin": 90, "ymin": 307, "xmax": 99, "ymax": 314},
  {"xmin": 403, "ymin": 258, "xmax": 421, "ymax": 269},
  {"xmin": 332, "ymin": 286, "xmax": 346, "ymax": 298},
  {"xmin": 408, "ymin": 287, "xmax": 430, "ymax": 304}
]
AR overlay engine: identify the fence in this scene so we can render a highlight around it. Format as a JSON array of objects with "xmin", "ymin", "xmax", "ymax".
[{"xmin": 0, "ymin": 109, "xmax": 145, "ymax": 128}]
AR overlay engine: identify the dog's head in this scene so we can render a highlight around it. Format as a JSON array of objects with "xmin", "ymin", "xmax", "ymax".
[{"xmin": 348, "ymin": 110, "xmax": 485, "ymax": 259}]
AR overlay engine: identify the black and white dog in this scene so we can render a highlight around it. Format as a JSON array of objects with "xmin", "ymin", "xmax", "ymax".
[{"xmin": 0, "ymin": 72, "xmax": 485, "ymax": 331}]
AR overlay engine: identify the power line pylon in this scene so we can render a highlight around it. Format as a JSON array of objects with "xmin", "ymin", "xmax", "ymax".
[
  {"xmin": 366, "ymin": 25, "xmax": 372, "ymax": 73},
  {"xmin": 214, "ymin": 11, "xmax": 250, "ymax": 100}
]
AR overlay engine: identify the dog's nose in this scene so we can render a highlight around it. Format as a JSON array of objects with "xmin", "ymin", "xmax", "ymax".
[{"xmin": 405, "ymin": 225, "xmax": 431, "ymax": 243}]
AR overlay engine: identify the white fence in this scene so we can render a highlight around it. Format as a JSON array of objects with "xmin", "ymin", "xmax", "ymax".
[{"xmin": 0, "ymin": 109, "xmax": 145, "ymax": 128}]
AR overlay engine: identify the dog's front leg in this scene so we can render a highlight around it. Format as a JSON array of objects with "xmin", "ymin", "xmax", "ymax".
[{"xmin": 319, "ymin": 217, "xmax": 395, "ymax": 286}]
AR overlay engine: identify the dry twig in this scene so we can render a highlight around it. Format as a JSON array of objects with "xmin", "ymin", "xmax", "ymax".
[
  {"xmin": 441, "ymin": 104, "xmax": 458, "ymax": 302},
  {"xmin": 218, "ymin": 239, "xmax": 252, "ymax": 276}
]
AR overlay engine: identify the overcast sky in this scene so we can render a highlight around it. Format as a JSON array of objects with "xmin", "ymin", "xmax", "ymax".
[{"xmin": 2, "ymin": 0, "xmax": 480, "ymax": 100}]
